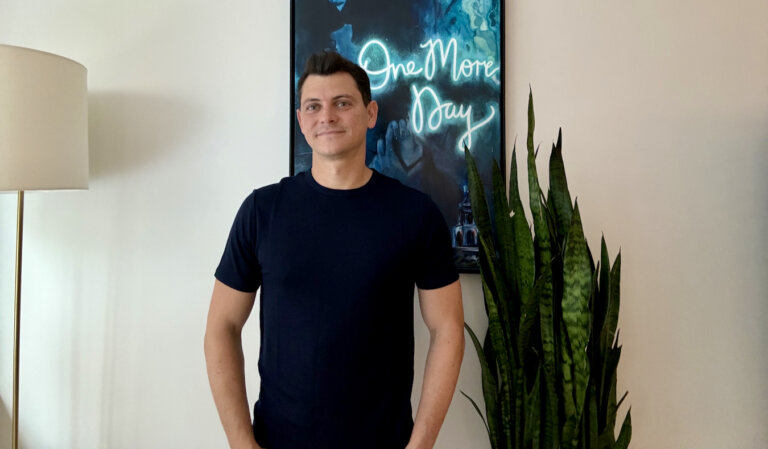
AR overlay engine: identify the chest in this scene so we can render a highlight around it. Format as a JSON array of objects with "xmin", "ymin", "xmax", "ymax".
[{"xmin": 258, "ymin": 195, "xmax": 421, "ymax": 294}]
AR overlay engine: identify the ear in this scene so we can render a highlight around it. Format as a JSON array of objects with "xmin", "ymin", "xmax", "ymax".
[
  {"xmin": 366, "ymin": 100, "xmax": 379, "ymax": 129},
  {"xmin": 296, "ymin": 108, "xmax": 304, "ymax": 131}
]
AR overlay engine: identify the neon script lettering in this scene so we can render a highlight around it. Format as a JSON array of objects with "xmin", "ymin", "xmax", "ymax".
[
  {"xmin": 358, "ymin": 38, "xmax": 499, "ymax": 90},
  {"xmin": 410, "ymin": 85, "xmax": 496, "ymax": 151},
  {"xmin": 358, "ymin": 37, "xmax": 499, "ymax": 151}
]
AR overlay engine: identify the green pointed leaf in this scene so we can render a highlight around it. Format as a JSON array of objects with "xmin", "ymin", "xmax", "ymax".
[
  {"xmin": 483, "ymin": 331, "xmax": 498, "ymax": 383},
  {"xmin": 589, "ymin": 258, "xmax": 600, "ymax": 349},
  {"xmin": 548, "ymin": 128, "xmax": 573, "ymax": 242},
  {"xmin": 602, "ymin": 346, "xmax": 622, "ymax": 436},
  {"xmin": 483, "ymin": 329, "xmax": 498, "ymax": 383},
  {"xmin": 526, "ymin": 91, "xmax": 548, "ymax": 256},
  {"xmin": 594, "ymin": 237, "xmax": 611, "ymax": 414},
  {"xmin": 510, "ymin": 145, "xmax": 535, "ymax": 317},
  {"xmin": 492, "ymin": 158, "xmax": 517, "ymax": 303},
  {"xmin": 508, "ymin": 143, "xmax": 524, "ymax": 215},
  {"xmin": 560, "ymin": 318, "xmax": 579, "ymax": 448},
  {"xmin": 617, "ymin": 390, "xmax": 628, "ymax": 411},
  {"xmin": 537, "ymin": 270, "xmax": 558, "ymax": 449},
  {"xmin": 461, "ymin": 390, "xmax": 492, "ymax": 444},
  {"xmin": 589, "ymin": 384, "xmax": 599, "ymax": 449},
  {"xmin": 615, "ymin": 409, "xmax": 632, "ymax": 449},
  {"xmin": 527, "ymin": 88, "xmax": 535, "ymax": 163},
  {"xmin": 466, "ymin": 146, "xmax": 496, "ymax": 259},
  {"xmin": 518, "ymin": 277, "xmax": 541, "ymax": 361},
  {"xmin": 523, "ymin": 366, "xmax": 542, "ymax": 449},
  {"xmin": 491, "ymin": 159, "xmax": 521, "ymax": 361},
  {"xmin": 539, "ymin": 268, "xmax": 559, "ymax": 449},
  {"xmin": 596, "ymin": 236, "xmax": 611, "ymax": 346},
  {"xmin": 541, "ymin": 190, "xmax": 563, "ymax": 258},
  {"xmin": 592, "ymin": 236, "xmax": 611, "ymax": 352},
  {"xmin": 528, "ymin": 146, "xmax": 548, "ymax": 250},
  {"xmin": 524, "ymin": 91, "xmax": 559, "ymax": 449},
  {"xmin": 480, "ymin": 272, "xmax": 514, "ymax": 449},
  {"xmin": 465, "ymin": 324, "xmax": 500, "ymax": 448},
  {"xmin": 561, "ymin": 201, "xmax": 592, "ymax": 427},
  {"xmin": 513, "ymin": 367, "xmax": 524, "ymax": 448},
  {"xmin": 602, "ymin": 251, "xmax": 622, "ymax": 351},
  {"xmin": 541, "ymin": 366, "xmax": 559, "ymax": 449},
  {"xmin": 580, "ymin": 402, "xmax": 588, "ymax": 449},
  {"xmin": 596, "ymin": 430, "xmax": 615, "ymax": 449},
  {"xmin": 478, "ymin": 233, "xmax": 514, "ymax": 361}
]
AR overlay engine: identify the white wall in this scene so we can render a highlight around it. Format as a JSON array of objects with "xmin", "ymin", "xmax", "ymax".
[{"xmin": 0, "ymin": 0, "xmax": 766, "ymax": 448}]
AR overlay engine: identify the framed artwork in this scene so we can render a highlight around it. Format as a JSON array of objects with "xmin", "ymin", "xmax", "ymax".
[{"xmin": 290, "ymin": 0, "xmax": 505, "ymax": 272}]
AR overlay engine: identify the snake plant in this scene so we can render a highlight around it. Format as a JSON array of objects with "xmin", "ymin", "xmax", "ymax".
[{"xmin": 462, "ymin": 90, "xmax": 631, "ymax": 449}]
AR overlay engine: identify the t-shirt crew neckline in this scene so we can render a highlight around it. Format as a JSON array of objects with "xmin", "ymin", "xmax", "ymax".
[{"xmin": 303, "ymin": 167, "xmax": 380, "ymax": 197}]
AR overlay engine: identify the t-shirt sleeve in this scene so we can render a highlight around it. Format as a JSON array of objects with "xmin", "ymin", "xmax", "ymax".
[
  {"xmin": 214, "ymin": 192, "xmax": 262, "ymax": 293},
  {"xmin": 415, "ymin": 198, "xmax": 460, "ymax": 290}
]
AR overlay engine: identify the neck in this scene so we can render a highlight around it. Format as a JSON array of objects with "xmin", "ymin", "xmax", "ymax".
[{"xmin": 310, "ymin": 154, "xmax": 372, "ymax": 190}]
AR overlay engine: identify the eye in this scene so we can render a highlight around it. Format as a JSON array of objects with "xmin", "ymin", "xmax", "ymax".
[
  {"xmin": 304, "ymin": 103, "xmax": 317, "ymax": 112},
  {"xmin": 336, "ymin": 100, "xmax": 350, "ymax": 108}
]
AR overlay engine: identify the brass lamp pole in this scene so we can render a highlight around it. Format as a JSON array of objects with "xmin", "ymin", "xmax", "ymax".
[
  {"xmin": 12, "ymin": 191, "xmax": 24, "ymax": 449},
  {"xmin": 0, "ymin": 44, "xmax": 89, "ymax": 449}
]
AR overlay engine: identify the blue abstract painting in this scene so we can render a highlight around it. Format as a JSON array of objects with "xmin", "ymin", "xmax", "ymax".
[{"xmin": 291, "ymin": 0, "xmax": 505, "ymax": 272}]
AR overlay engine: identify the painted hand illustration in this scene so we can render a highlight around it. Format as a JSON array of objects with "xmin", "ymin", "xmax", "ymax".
[{"xmin": 370, "ymin": 119, "xmax": 424, "ymax": 184}]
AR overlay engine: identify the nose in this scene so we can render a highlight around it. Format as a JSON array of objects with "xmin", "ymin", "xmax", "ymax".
[{"xmin": 319, "ymin": 105, "xmax": 338, "ymax": 124}]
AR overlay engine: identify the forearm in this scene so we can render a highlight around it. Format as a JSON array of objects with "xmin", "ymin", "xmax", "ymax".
[
  {"xmin": 204, "ymin": 327, "xmax": 261, "ymax": 449},
  {"xmin": 408, "ymin": 325, "xmax": 465, "ymax": 449}
]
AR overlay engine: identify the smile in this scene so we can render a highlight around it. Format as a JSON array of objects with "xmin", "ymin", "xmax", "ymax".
[{"xmin": 316, "ymin": 129, "xmax": 345, "ymax": 137}]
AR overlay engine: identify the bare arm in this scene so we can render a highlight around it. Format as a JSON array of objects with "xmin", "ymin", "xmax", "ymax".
[
  {"xmin": 407, "ymin": 279, "xmax": 465, "ymax": 449},
  {"xmin": 204, "ymin": 279, "xmax": 262, "ymax": 449}
]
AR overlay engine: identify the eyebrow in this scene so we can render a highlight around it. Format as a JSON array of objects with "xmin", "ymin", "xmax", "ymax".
[{"xmin": 301, "ymin": 94, "xmax": 355, "ymax": 106}]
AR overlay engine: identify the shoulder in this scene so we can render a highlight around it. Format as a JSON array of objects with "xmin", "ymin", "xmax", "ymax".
[
  {"xmin": 228, "ymin": 173, "xmax": 302, "ymax": 237},
  {"xmin": 243, "ymin": 172, "xmax": 304, "ymax": 207},
  {"xmin": 371, "ymin": 171, "xmax": 450, "ymax": 242},
  {"xmin": 373, "ymin": 170, "xmax": 436, "ymax": 209}
]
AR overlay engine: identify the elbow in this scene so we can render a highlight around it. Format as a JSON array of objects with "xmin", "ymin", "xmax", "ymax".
[
  {"xmin": 203, "ymin": 327, "xmax": 215, "ymax": 361},
  {"xmin": 203, "ymin": 317, "xmax": 217, "ymax": 356},
  {"xmin": 203, "ymin": 320, "xmax": 238, "ymax": 360},
  {"xmin": 453, "ymin": 321, "xmax": 466, "ymax": 363},
  {"xmin": 430, "ymin": 321, "xmax": 465, "ymax": 356}
]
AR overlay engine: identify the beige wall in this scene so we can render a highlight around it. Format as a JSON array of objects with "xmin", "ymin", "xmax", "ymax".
[{"xmin": 0, "ymin": 0, "xmax": 766, "ymax": 448}]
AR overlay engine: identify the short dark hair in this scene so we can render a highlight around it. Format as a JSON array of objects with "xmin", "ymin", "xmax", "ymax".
[{"xmin": 297, "ymin": 51, "xmax": 372, "ymax": 105}]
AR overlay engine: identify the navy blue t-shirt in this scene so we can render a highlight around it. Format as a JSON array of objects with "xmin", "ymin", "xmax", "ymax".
[{"xmin": 215, "ymin": 168, "xmax": 458, "ymax": 449}]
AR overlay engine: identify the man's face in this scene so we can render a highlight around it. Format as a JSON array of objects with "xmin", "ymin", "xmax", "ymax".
[{"xmin": 297, "ymin": 72, "xmax": 378, "ymax": 162}]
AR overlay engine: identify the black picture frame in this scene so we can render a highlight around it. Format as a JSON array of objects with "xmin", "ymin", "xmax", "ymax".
[{"xmin": 290, "ymin": 0, "xmax": 505, "ymax": 273}]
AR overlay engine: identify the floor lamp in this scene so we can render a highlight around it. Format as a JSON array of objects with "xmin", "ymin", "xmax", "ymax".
[{"xmin": 0, "ymin": 44, "xmax": 89, "ymax": 449}]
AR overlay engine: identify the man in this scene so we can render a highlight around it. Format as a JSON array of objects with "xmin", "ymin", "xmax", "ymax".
[{"xmin": 204, "ymin": 51, "xmax": 464, "ymax": 449}]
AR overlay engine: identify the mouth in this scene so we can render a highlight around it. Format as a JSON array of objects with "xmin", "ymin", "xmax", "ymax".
[{"xmin": 315, "ymin": 129, "xmax": 345, "ymax": 137}]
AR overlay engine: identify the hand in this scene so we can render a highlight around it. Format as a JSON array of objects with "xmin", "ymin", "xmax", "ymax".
[{"xmin": 370, "ymin": 119, "xmax": 424, "ymax": 184}]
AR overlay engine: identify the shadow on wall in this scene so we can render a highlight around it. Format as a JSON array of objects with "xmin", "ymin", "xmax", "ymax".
[
  {"xmin": 78, "ymin": 92, "xmax": 203, "ymax": 448},
  {"xmin": 88, "ymin": 92, "xmax": 202, "ymax": 180}
]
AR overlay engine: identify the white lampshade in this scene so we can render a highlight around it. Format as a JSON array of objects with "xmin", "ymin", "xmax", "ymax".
[{"xmin": 0, "ymin": 44, "xmax": 89, "ymax": 191}]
